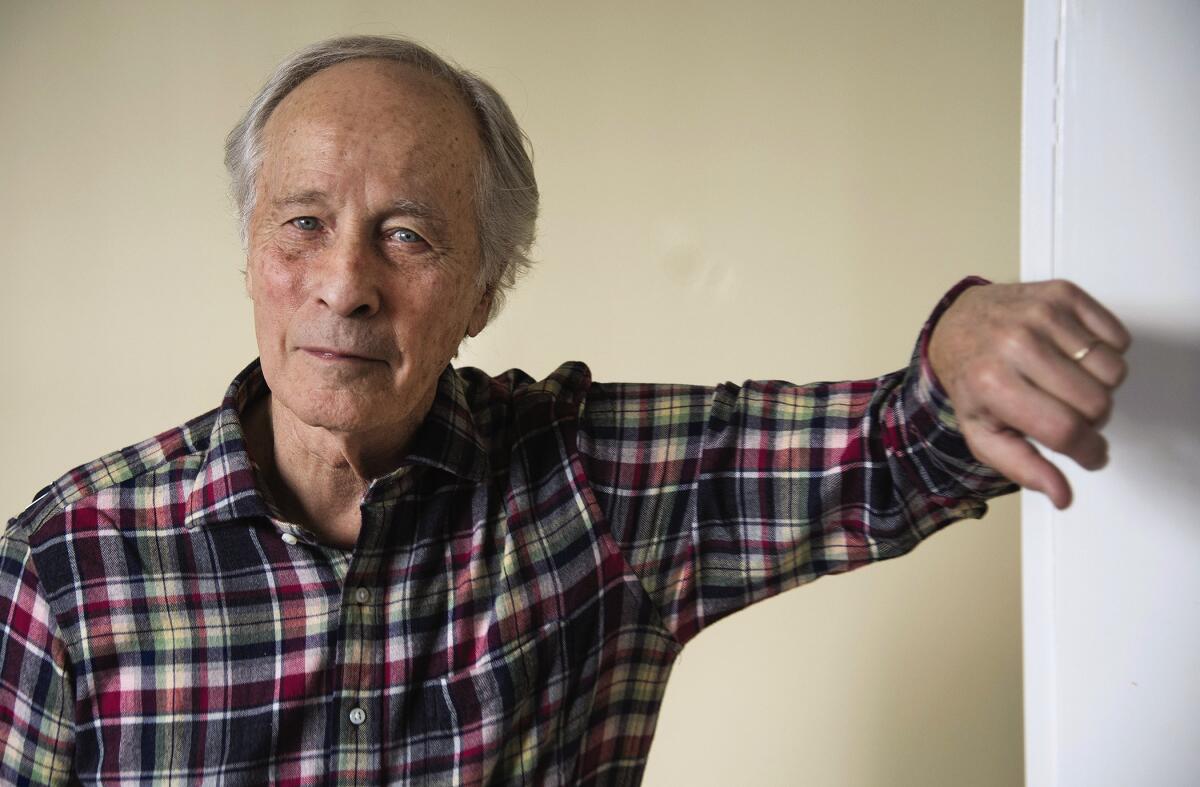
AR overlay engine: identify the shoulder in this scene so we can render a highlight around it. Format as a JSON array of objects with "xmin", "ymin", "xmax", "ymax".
[
  {"xmin": 456, "ymin": 361, "xmax": 594, "ymax": 403},
  {"xmin": 5, "ymin": 406, "xmax": 220, "ymax": 543},
  {"xmin": 453, "ymin": 361, "xmax": 724, "ymax": 436}
]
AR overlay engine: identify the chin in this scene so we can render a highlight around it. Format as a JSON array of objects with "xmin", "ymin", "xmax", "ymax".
[
  {"xmin": 267, "ymin": 376, "xmax": 386, "ymax": 434},
  {"xmin": 262, "ymin": 358, "xmax": 424, "ymax": 436},
  {"xmin": 305, "ymin": 393, "xmax": 389, "ymax": 433}
]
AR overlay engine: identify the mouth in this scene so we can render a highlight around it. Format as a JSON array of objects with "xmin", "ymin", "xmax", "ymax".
[{"xmin": 300, "ymin": 346, "xmax": 381, "ymax": 363}]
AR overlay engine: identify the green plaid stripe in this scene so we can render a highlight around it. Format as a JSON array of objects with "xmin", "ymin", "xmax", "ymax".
[{"xmin": 1, "ymin": 277, "xmax": 1014, "ymax": 784}]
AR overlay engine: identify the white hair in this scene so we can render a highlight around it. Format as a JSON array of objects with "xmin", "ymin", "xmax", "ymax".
[{"xmin": 224, "ymin": 35, "xmax": 538, "ymax": 318}]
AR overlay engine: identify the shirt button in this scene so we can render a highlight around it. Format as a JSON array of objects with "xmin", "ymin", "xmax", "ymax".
[
  {"xmin": 281, "ymin": 533, "xmax": 298, "ymax": 545},
  {"xmin": 354, "ymin": 587, "xmax": 370, "ymax": 604},
  {"xmin": 348, "ymin": 707, "xmax": 366, "ymax": 726}
]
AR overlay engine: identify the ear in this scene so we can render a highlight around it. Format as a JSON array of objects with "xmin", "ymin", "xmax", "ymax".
[
  {"xmin": 242, "ymin": 257, "xmax": 254, "ymax": 300},
  {"xmin": 465, "ymin": 287, "xmax": 494, "ymax": 338}
]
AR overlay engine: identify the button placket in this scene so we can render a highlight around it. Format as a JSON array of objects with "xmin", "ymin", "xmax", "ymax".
[{"xmin": 335, "ymin": 502, "xmax": 384, "ymax": 773}]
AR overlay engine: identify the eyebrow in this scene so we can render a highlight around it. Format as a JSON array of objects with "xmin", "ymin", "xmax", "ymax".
[
  {"xmin": 271, "ymin": 190, "xmax": 446, "ymax": 226},
  {"xmin": 388, "ymin": 197, "xmax": 446, "ymax": 226}
]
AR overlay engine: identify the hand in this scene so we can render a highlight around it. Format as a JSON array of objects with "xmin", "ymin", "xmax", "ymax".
[{"xmin": 928, "ymin": 279, "xmax": 1131, "ymax": 509}]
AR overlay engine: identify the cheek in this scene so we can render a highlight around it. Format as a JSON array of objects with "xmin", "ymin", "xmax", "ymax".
[
  {"xmin": 252, "ymin": 252, "xmax": 308, "ymax": 317},
  {"xmin": 249, "ymin": 251, "xmax": 310, "ymax": 357},
  {"xmin": 404, "ymin": 285, "xmax": 477, "ymax": 361}
]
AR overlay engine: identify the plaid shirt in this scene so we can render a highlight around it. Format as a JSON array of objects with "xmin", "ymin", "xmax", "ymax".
[{"xmin": 2, "ymin": 277, "xmax": 1014, "ymax": 785}]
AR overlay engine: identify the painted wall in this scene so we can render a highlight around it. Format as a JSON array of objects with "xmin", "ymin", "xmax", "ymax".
[
  {"xmin": 1, "ymin": 2, "xmax": 1022, "ymax": 784},
  {"xmin": 1021, "ymin": 1, "xmax": 1200, "ymax": 784}
]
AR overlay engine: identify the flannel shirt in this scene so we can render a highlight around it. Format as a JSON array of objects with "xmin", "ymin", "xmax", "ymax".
[{"xmin": 1, "ymin": 276, "xmax": 1016, "ymax": 785}]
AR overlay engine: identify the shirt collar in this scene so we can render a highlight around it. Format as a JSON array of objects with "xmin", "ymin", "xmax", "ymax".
[{"xmin": 183, "ymin": 359, "xmax": 487, "ymax": 530}]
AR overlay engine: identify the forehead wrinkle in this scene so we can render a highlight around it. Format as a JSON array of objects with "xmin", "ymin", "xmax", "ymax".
[
  {"xmin": 262, "ymin": 62, "xmax": 483, "ymax": 177},
  {"xmin": 266, "ymin": 187, "xmax": 447, "ymax": 228},
  {"xmin": 270, "ymin": 189, "xmax": 330, "ymax": 209},
  {"xmin": 255, "ymin": 60, "xmax": 482, "ymax": 253},
  {"xmin": 270, "ymin": 63, "xmax": 476, "ymax": 143},
  {"xmin": 263, "ymin": 103, "xmax": 472, "ymax": 195},
  {"xmin": 386, "ymin": 198, "xmax": 446, "ymax": 225}
]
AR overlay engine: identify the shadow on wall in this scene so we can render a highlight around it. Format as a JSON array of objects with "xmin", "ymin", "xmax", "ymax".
[{"xmin": 1107, "ymin": 326, "xmax": 1200, "ymax": 502}]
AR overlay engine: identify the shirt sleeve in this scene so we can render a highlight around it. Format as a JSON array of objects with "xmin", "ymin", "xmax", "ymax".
[
  {"xmin": 0, "ymin": 527, "xmax": 75, "ymax": 784},
  {"xmin": 576, "ymin": 276, "xmax": 1019, "ymax": 646}
]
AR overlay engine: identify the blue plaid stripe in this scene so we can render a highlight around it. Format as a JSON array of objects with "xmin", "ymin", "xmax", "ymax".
[{"xmin": 1, "ymin": 277, "xmax": 1014, "ymax": 784}]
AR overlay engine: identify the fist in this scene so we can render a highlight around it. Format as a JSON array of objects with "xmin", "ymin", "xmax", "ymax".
[{"xmin": 928, "ymin": 279, "xmax": 1131, "ymax": 509}]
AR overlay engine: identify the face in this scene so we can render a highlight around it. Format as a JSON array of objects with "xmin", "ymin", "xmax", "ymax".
[{"xmin": 245, "ymin": 59, "xmax": 491, "ymax": 438}]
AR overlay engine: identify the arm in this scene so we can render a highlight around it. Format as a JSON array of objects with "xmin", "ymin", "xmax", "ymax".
[
  {"xmin": 579, "ymin": 277, "xmax": 1017, "ymax": 646},
  {"xmin": 0, "ymin": 528, "xmax": 75, "ymax": 784}
]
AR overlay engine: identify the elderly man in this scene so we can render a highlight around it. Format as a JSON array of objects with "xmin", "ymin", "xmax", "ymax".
[{"xmin": 2, "ymin": 35, "xmax": 1127, "ymax": 785}]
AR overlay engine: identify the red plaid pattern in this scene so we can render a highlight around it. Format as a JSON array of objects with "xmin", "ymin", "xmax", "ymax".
[{"xmin": 1, "ymin": 277, "xmax": 1014, "ymax": 784}]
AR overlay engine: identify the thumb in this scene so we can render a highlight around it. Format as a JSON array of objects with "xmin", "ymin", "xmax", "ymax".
[{"xmin": 964, "ymin": 422, "xmax": 1073, "ymax": 510}]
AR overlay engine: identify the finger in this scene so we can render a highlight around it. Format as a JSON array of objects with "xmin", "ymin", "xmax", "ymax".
[
  {"xmin": 965, "ymin": 423, "xmax": 1072, "ymax": 509},
  {"xmin": 974, "ymin": 365, "xmax": 1109, "ymax": 471},
  {"xmin": 1059, "ymin": 281, "xmax": 1132, "ymax": 352},
  {"xmin": 1004, "ymin": 329, "xmax": 1116, "ymax": 426},
  {"xmin": 1026, "ymin": 294, "xmax": 1129, "ymax": 388},
  {"xmin": 1073, "ymin": 342, "xmax": 1128, "ymax": 389}
]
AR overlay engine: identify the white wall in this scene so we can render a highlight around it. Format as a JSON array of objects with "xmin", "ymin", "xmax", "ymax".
[{"xmin": 1021, "ymin": 1, "xmax": 1200, "ymax": 784}]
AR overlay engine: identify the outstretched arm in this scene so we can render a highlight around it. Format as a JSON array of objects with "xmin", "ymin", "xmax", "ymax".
[{"xmin": 579, "ymin": 277, "xmax": 1024, "ymax": 645}]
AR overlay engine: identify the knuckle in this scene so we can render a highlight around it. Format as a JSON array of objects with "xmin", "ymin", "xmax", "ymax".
[
  {"xmin": 1049, "ymin": 278, "xmax": 1081, "ymax": 301},
  {"xmin": 1026, "ymin": 299, "xmax": 1057, "ymax": 325},
  {"xmin": 1084, "ymin": 392, "xmax": 1112, "ymax": 424},
  {"xmin": 1110, "ymin": 355, "xmax": 1129, "ymax": 386},
  {"xmin": 1044, "ymin": 412, "xmax": 1087, "ymax": 453},
  {"xmin": 1000, "ymin": 324, "xmax": 1037, "ymax": 358},
  {"xmin": 971, "ymin": 361, "xmax": 1007, "ymax": 396},
  {"xmin": 1116, "ymin": 328, "xmax": 1133, "ymax": 352}
]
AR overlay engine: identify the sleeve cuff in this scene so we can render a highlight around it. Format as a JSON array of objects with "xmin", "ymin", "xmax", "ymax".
[
  {"xmin": 913, "ymin": 275, "xmax": 992, "ymax": 434},
  {"xmin": 894, "ymin": 275, "xmax": 1019, "ymax": 500}
]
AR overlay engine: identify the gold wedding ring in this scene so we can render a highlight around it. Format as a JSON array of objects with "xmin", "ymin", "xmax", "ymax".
[{"xmin": 1071, "ymin": 339, "xmax": 1102, "ymax": 362}]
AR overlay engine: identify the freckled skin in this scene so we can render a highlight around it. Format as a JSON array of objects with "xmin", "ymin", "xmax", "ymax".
[{"xmin": 242, "ymin": 59, "xmax": 491, "ymax": 546}]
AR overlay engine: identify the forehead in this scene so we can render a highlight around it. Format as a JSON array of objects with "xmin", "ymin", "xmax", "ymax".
[{"xmin": 259, "ymin": 59, "xmax": 481, "ymax": 197}]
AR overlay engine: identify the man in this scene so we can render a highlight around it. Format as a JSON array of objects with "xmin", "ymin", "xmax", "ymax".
[{"xmin": 1, "ymin": 35, "xmax": 1128, "ymax": 785}]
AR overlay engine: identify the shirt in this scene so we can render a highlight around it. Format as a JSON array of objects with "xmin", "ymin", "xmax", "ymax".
[{"xmin": 1, "ymin": 276, "xmax": 1016, "ymax": 785}]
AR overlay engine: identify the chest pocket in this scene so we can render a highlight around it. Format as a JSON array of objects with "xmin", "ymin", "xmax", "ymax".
[{"xmin": 413, "ymin": 623, "xmax": 564, "ymax": 785}]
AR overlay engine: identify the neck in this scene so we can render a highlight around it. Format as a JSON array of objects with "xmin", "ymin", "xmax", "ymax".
[{"xmin": 241, "ymin": 391, "xmax": 426, "ymax": 549}]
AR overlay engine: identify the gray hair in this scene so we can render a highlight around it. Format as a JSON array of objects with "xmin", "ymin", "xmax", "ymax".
[{"xmin": 224, "ymin": 35, "xmax": 538, "ymax": 318}]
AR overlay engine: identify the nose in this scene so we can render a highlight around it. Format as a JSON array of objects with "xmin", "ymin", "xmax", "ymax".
[{"xmin": 314, "ymin": 230, "xmax": 382, "ymax": 318}]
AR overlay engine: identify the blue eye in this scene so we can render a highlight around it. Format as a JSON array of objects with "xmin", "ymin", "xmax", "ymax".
[
  {"xmin": 291, "ymin": 216, "xmax": 320, "ymax": 231},
  {"xmin": 390, "ymin": 227, "xmax": 424, "ymax": 244}
]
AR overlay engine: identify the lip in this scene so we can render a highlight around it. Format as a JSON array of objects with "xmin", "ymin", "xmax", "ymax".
[{"xmin": 300, "ymin": 346, "xmax": 380, "ymax": 363}]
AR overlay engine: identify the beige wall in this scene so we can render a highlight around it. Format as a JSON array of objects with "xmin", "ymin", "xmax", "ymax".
[{"xmin": 0, "ymin": 2, "xmax": 1022, "ymax": 784}]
